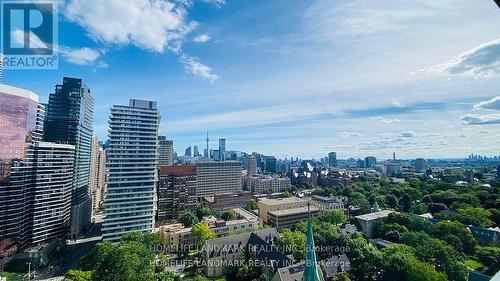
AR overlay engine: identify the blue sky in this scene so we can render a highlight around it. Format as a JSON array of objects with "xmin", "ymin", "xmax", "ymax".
[{"xmin": 3, "ymin": 0, "xmax": 500, "ymax": 159}]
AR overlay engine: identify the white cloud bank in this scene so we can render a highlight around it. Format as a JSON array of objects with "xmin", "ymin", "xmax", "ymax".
[
  {"xmin": 461, "ymin": 114, "xmax": 500, "ymax": 125},
  {"xmin": 474, "ymin": 96, "xmax": 500, "ymax": 110},
  {"xmin": 64, "ymin": 0, "xmax": 198, "ymax": 53},
  {"xmin": 180, "ymin": 55, "xmax": 218, "ymax": 82},
  {"xmin": 426, "ymin": 38, "xmax": 500, "ymax": 77},
  {"xmin": 193, "ymin": 34, "xmax": 211, "ymax": 43}
]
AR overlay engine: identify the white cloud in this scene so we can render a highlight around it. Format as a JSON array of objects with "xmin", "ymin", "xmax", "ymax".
[
  {"xmin": 180, "ymin": 55, "xmax": 218, "ymax": 82},
  {"xmin": 461, "ymin": 114, "xmax": 500, "ymax": 125},
  {"xmin": 426, "ymin": 38, "xmax": 500, "ymax": 77},
  {"xmin": 203, "ymin": 0, "xmax": 226, "ymax": 7},
  {"xmin": 372, "ymin": 116, "xmax": 401, "ymax": 124},
  {"xmin": 303, "ymin": 0, "xmax": 442, "ymax": 41},
  {"xmin": 193, "ymin": 34, "xmax": 211, "ymax": 43},
  {"xmin": 399, "ymin": 131, "xmax": 416, "ymax": 138},
  {"xmin": 59, "ymin": 47, "xmax": 103, "ymax": 65},
  {"xmin": 64, "ymin": 0, "xmax": 198, "ymax": 53},
  {"xmin": 474, "ymin": 96, "xmax": 500, "ymax": 110},
  {"xmin": 338, "ymin": 132, "xmax": 361, "ymax": 138},
  {"xmin": 390, "ymin": 97, "xmax": 404, "ymax": 108}
]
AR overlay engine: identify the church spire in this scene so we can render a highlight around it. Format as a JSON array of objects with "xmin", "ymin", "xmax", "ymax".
[{"xmin": 304, "ymin": 201, "xmax": 322, "ymax": 281}]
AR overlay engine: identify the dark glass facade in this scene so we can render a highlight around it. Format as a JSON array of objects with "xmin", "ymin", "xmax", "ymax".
[
  {"xmin": 44, "ymin": 77, "xmax": 94, "ymax": 238},
  {"xmin": 0, "ymin": 85, "xmax": 38, "ymax": 259}
]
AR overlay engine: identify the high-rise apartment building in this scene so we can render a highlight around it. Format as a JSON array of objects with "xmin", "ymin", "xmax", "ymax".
[
  {"xmin": 0, "ymin": 84, "xmax": 40, "ymax": 257},
  {"xmin": 247, "ymin": 155, "xmax": 257, "ymax": 176},
  {"xmin": 365, "ymin": 156, "xmax": 377, "ymax": 169},
  {"xmin": 265, "ymin": 156, "xmax": 277, "ymax": 173},
  {"xmin": 27, "ymin": 142, "xmax": 75, "ymax": 245},
  {"xmin": 195, "ymin": 161, "xmax": 242, "ymax": 197},
  {"xmin": 185, "ymin": 146, "xmax": 192, "ymax": 157},
  {"xmin": 90, "ymin": 136, "xmax": 106, "ymax": 217},
  {"xmin": 158, "ymin": 136, "xmax": 174, "ymax": 165},
  {"xmin": 103, "ymin": 99, "xmax": 160, "ymax": 243},
  {"xmin": 219, "ymin": 138, "xmax": 226, "ymax": 161},
  {"xmin": 157, "ymin": 166, "xmax": 197, "ymax": 223},
  {"xmin": 0, "ymin": 84, "xmax": 76, "ymax": 258},
  {"xmin": 43, "ymin": 77, "xmax": 94, "ymax": 238},
  {"xmin": 415, "ymin": 158, "xmax": 428, "ymax": 173},
  {"xmin": 328, "ymin": 152, "xmax": 337, "ymax": 167}
]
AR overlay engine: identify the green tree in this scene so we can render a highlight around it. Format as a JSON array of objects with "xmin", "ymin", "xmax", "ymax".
[
  {"xmin": 346, "ymin": 234, "xmax": 383, "ymax": 281},
  {"xmin": 81, "ymin": 241, "xmax": 115, "ymax": 270},
  {"xmin": 191, "ymin": 223, "xmax": 215, "ymax": 245},
  {"xmin": 122, "ymin": 231, "xmax": 162, "ymax": 248},
  {"xmin": 332, "ymin": 272, "xmax": 351, "ymax": 281},
  {"xmin": 319, "ymin": 210, "xmax": 347, "ymax": 225},
  {"xmin": 92, "ymin": 241, "xmax": 156, "ymax": 281},
  {"xmin": 456, "ymin": 207, "xmax": 493, "ymax": 228},
  {"xmin": 282, "ymin": 191, "xmax": 292, "ymax": 198},
  {"xmin": 402, "ymin": 231, "xmax": 468, "ymax": 281},
  {"xmin": 475, "ymin": 246, "xmax": 500, "ymax": 274},
  {"xmin": 65, "ymin": 270, "xmax": 93, "ymax": 281},
  {"xmin": 435, "ymin": 221, "xmax": 477, "ymax": 254},
  {"xmin": 221, "ymin": 210, "xmax": 238, "ymax": 221},
  {"xmin": 381, "ymin": 245, "xmax": 446, "ymax": 281},
  {"xmin": 386, "ymin": 194, "xmax": 399, "ymax": 209},
  {"xmin": 246, "ymin": 199, "xmax": 258, "ymax": 210},
  {"xmin": 276, "ymin": 229, "xmax": 306, "ymax": 261},
  {"xmin": 400, "ymin": 193, "xmax": 412, "ymax": 212},
  {"xmin": 195, "ymin": 203, "xmax": 213, "ymax": 220},
  {"xmin": 179, "ymin": 211, "xmax": 199, "ymax": 227}
]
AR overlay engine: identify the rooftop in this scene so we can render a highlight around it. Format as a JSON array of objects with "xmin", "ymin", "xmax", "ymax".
[
  {"xmin": 268, "ymin": 206, "xmax": 319, "ymax": 216},
  {"xmin": 355, "ymin": 210, "xmax": 394, "ymax": 221},
  {"xmin": 0, "ymin": 83, "xmax": 38, "ymax": 101},
  {"xmin": 258, "ymin": 197, "xmax": 307, "ymax": 206}
]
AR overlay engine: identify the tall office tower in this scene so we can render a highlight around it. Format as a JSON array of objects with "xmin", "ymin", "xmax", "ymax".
[
  {"xmin": 219, "ymin": 138, "xmax": 226, "ymax": 161},
  {"xmin": 195, "ymin": 161, "xmax": 242, "ymax": 197},
  {"xmin": 365, "ymin": 156, "xmax": 377, "ymax": 169},
  {"xmin": 43, "ymin": 77, "xmax": 94, "ymax": 238},
  {"xmin": 0, "ymin": 84, "xmax": 39, "ymax": 257},
  {"xmin": 265, "ymin": 156, "xmax": 277, "ymax": 173},
  {"xmin": 157, "ymin": 166, "xmax": 197, "ymax": 223},
  {"xmin": 328, "ymin": 152, "xmax": 337, "ymax": 167},
  {"xmin": 247, "ymin": 155, "xmax": 257, "ymax": 176},
  {"xmin": 26, "ymin": 142, "xmax": 75, "ymax": 245},
  {"xmin": 415, "ymin": 158, "xmax": 428, "ymax": 173},
  {"xmin": 89, "ymin": 136, "xmax": 106, "ymax": 217},
  {"xmin": 184, "ymin": 146, "xmax": 192, "ymax": 157},
  {"xmin": 393, "ymin": 152, "xmax": 396, "ymax": 162},
  {"xmin": 205, "ymin": 130, "xmax": 210, "ymax": 158},
  {"xmin": 193, "ymin": 145, "xmax": 200, "ymax": 157},
  {"xmin": 158, "ymin": 136, "xmax": 174, "ymax": 165},
  {"xmin": 103, "ymin": 99, "xmax": 160, "ymax": 243}
]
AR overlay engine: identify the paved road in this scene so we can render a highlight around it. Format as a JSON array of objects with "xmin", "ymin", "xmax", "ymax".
[{"xmin": 35, "ymin": 222, "xmax": 102, "ymax": 279}]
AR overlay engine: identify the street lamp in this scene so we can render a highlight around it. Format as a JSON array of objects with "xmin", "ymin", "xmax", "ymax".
[{"xmin": 26, "ymin": 262, "xmax": 31, "ymax": 281}]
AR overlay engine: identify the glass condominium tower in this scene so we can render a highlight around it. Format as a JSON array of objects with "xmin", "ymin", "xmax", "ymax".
[
  {"xmin": 43, "ymin": 77, "xmax": 94, "ymax": 238},
  {"xmin": 103, "ymin": 99, "xmax": 160, "ymax": 243}
]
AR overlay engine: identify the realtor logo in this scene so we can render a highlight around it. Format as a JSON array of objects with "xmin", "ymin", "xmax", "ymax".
[{"xmin": 1, "ymin": 0, "xmax": 58, "ymax": 69}]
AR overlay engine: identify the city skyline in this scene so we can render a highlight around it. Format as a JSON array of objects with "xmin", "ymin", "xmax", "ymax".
[{"xmin": 2, "ymin": 0, "xmax": 500, "ymax": 159}]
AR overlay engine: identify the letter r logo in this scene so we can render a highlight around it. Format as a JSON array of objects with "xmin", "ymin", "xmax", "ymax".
[{"xmin": 1, "ymin": 2, "xmax": 54, "ymax": 55}]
